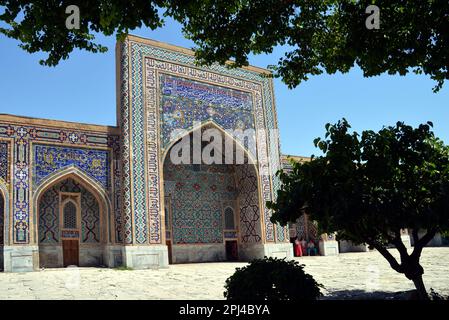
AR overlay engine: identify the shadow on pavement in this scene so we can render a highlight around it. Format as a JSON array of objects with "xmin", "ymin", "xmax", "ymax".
[{"xmin": 321, "ymin": 289, "xmax": 416, "ymax": 300}]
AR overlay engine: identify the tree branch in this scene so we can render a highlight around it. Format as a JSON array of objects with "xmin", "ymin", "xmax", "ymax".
[
  {"xmin": 411, "ymin": 228, "xmax": 437, "ymax": 260},
  {"xmin": 368, "ymin": 241, "xmax": 403, "ymax": 273},
  {"xmin": 417, "ymin": 228, "xmax": 437, "ymax": 247},
  {"xmin": 392, "ymin": 229, "xmax": 409, "ymax": 264}
]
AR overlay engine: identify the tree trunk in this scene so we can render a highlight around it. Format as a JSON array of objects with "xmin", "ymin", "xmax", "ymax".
[
  {"xmin": 411, "ymin": 275, "xmax": 429, "ymax": 300},
  {"xmin": 370, "ymin": 241, "xmax": 430, "ymax": 300}
]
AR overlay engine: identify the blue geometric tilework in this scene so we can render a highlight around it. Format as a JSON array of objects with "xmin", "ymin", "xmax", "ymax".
[
  {"xmin": 106, "ymin": 37, "xmax": 282, "ymax": 246},
  {"xmin": 235, "ymin": 164, "xmax": 262, "ymax": 243},
  {"xmin": 39, "ymin": 186, "xmax": 59, "ymax": 243},
  {"xmin": 276, "ymin": 223, "xmax": 287, "ymax": 242},
  {"xmin": 224, "ymin": 231, "xmax": 238, "ymax": 239},
  {"xmin": 33, "ymin": 144, "xmax": 110, "ymax": 190},
  {"xmin": 39, "ymin": 178, "xmax": 101, "ymax": 244},
  {"xmin": 0, "ymin": 193, "xmax": 4, "ymax": 245},
  {"xmin": 164, "ymin": 159, "xmax": 238, "ymax": 244},
  {"xmin": 136, "ymin": 41, "xmax": 279, "ymax": 243},
  {"xmin": 0, "ymin": 121, "xmax": 119, "ymax": 245},
  {"xmin": 159, "ymin": 74, "xmax": 255, "ymax": 149},
  {"xmin": 130, "ymin": 42, "xmax": 149, "ymax": 244},
  {"xmin": 81, "ymin": 187, "xmax": 101, "ymax": 243},
  {"xmin": 119, "ymin": 41, "xmax": 133, "ymax": 245},
  {"xmin": 292, "ymin": 214, "xmax": 319, "ymax": 242},
  {"xmin": 0, "ymin": 142, "xmax": 8, "ymax": 182}
]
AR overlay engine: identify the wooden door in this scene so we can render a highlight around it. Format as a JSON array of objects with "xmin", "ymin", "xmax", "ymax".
[
  {"xmin": 63, "ymin": 239, "xmax": 79, "ymax": 267},
  {"xmin": 225, "ymin": 241, "xmax": 238, "ymax": 261}
]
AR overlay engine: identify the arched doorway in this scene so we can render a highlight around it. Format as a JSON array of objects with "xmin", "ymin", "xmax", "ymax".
[
  {"xmin": 162, "ymin": 124, "xmax": 262, "ymax": 263},
  {"xmin": 37, "ymin": 177, "xmax": 105, "ymax": 268}
]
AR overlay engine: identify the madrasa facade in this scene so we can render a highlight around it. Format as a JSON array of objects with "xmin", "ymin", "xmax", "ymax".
[
  {"xmin": 1, "ymin": 36, "xmax": 418, "ymax": 272},
  {"xmin": 4, "ymin": 35, "xmax": 423, "ymax": 273},
  {"xmin": 0, "ymin": 35, "xmax": 306, "ymax": 272}
]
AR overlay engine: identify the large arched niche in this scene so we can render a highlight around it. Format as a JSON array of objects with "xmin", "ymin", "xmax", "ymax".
[
  {"xmin": 35, "ymin": 170, "xmax": 109, "ymax": 268},
  {"xmin": 162, "ymin": 122, "xmax": 263, "ymax": 263}
]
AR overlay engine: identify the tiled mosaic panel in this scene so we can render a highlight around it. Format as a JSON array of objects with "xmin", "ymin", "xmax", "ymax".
[
  {"xmin": 0, "ymin": 123, "xmax": 119, "ymax": 244},
  {"xmin": 0, "ymin": 193, "xmax": 4, "ymax": 245},
  {"xmin": 33, "ymin": 144, "xmax": 110, "ymax": 190},
  {"xmin": 61, "ymin": 230, "xmax": 79, "ymax": 238},
  {"xmin": 119, "ymin": 41, "xmax": 133, "ymax": 244},
  {"xmin": 129, "ymin": 42, "xmax": 149, "ymax": 244},
  {"xmin": 292, "ymin": 214, "xmax": 319, "ymax": 241},
  {"xmin": 81, "ymin": 189, "xmax": 101, "ymax": 243},
  {"xmin": 163, "ymin": 159, "xmax": 238, "ymax": 244},
  {"xmin": 235, "ymin": 164, "xmax": 262, "ymax": 243},
  {"xmin": 159, "ymin": 74, "xmax": 255, "ymax": 149},
  {"xmin": 123, "ymin": 40, "xmax": 280, "ymax": 244},
  {"xmin": 39, "ymin": 178, "xmax": 100, "ymax": 244},
  {"xmin": 276, "ymin": 223, "xmax": 288, "ymax": 242},
  {"xmin": 39, "ymin": 186, "xmax": 60, "ymax": 243},
  {"xmin": 0, "ymin": 142, "xmax": 8, "ymax": 182},
  {"xmin": 274, "ymin": 156, "xmax": 298, "ymax": 243},
  {"xmin": 224, "ymin": 231, "xmax": 238, "ymax": 238},
  {"xmin": 145, "ymin": 65, "xmax": 160, "ymax": 244},
  {"xmin": 108, "ymin": 135, "xmax": 123, "ymax": 243}
]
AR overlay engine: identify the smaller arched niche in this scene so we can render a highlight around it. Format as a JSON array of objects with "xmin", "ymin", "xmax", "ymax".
[{"xmin": 38, "ymin": 177, "xmax": 104, "ymax": 268}]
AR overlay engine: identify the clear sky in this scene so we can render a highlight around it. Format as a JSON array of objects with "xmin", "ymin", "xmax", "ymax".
[{"xmin": 1, "ymin": 17, "xmax": 448, "ymax": 157}]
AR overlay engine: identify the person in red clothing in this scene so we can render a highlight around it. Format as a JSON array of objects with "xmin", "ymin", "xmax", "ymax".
[
  {"xmin": 300, "ymin": 238, "xmax": 307, "ymax": 255},
  {"xmin": 294, "ymin": 237, "xmax": 303, "ymax": 257}
]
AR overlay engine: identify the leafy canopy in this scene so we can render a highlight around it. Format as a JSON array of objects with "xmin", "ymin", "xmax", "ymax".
[
  {"xmin": 268, "ymin": 119, "xmax": 449, "ymax": 247},
  {"xmin": 169, "ymin": 0, "xmax": 449, "ymax": 92},
  {"xmin": 1, "ymin": 1, "xmax": 448, "ymax": 91},
  {"xmin": 0, "ymin": 1, "xmax": 165, "ymax": 66},
  {"xmin": 267, "ymin": 120, "xmax": 449, "ymax": 298}
]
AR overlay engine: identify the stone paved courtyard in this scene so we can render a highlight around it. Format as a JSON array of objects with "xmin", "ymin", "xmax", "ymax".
[{"xmin": 0, "ymin": 247, "xmax": 447, "ymax": 300}]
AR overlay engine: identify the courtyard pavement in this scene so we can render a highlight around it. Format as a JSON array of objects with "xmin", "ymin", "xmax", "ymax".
[{"xmin": 0, "ymin": 247, "xmax": 447, "ymax": 300}]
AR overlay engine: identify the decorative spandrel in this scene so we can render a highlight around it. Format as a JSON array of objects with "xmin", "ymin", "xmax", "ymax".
[
  {"xmin": 33, "ymin": 144, "xmax": 110, "ymax": 190},
  {"xmin": 0, "ymin": 142, "xmax": 8, "ymax": 183},
  {"xmin": 159, "ymin": 74, "xmax": 255, "ymax": 150}
]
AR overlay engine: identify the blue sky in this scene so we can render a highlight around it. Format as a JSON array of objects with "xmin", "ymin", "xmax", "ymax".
[{"xmin": 1, "ymin": 17, "xmax": 448, "ymax": 157}]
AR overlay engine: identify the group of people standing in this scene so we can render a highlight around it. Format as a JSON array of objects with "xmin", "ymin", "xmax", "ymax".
[{"xmin": 293, "ymin": 237, "xmax": 318, "ymax": 257}]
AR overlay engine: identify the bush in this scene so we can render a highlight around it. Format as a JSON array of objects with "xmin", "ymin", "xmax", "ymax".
[{"xmin": 224, "ymin": 257, "xmax": 323, "ymax": 300}]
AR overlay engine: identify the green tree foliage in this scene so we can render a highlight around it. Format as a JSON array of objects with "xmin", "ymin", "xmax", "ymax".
[
  {"xmin": 267, "ymin": 120, "xmax": 449, "ymax": 299},
  {"xmin": 0, "ymin": 1, "xmax": 165, "ymax": 66},
  {"xmin": 1, "ymin": 1, "xmax": 448, "ymax": 91},
  {"xmin": 224, "ymin": 257, "xmax": 323, "ymax": 300},
  {"xmin": 169, "ymin": 0, "xmax": 449, "ymax": 92}
]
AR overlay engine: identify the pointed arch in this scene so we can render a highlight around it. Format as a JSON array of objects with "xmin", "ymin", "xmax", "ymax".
[
  {"xmin": 33, "ymin": 165, "xmax": 111, "ymax": 245},
  {"xmin": 161, "ymin": 121, "xmax": 264, "ymax": 263},
  {"xmin": 161, "ymin": 120, "xmax": 259, "ymax": 167}
]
